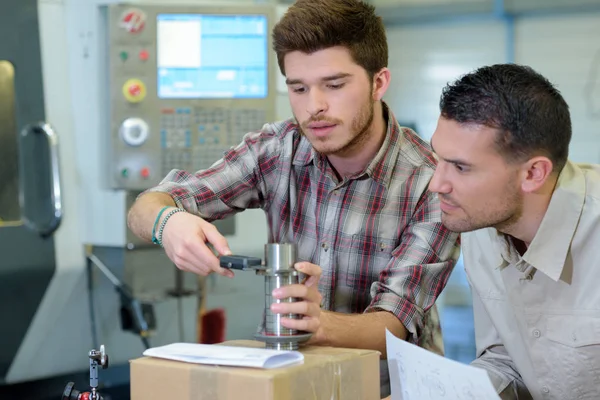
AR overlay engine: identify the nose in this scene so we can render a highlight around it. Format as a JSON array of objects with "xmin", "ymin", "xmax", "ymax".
[
  {"xmin": 429, "ymin": 164, "xmax": 451, "ymax": 194},
  {"xmin": 306, "ymin": 88, "xmax": 327, "ymax": 116}
]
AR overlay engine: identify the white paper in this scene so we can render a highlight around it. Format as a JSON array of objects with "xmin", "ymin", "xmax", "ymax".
[
  {"xmin": 143, "ymin": 343, "xmax": 303, "ymax": 369},
  {"xmin": 386, "ymin": 330, "xmax": 501, "ymax": 400}
]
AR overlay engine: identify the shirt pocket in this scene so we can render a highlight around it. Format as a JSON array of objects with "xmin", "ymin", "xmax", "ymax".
[
  {"xmin": 545, "ymin": 315, "xmax": 600, "ymax": 398},
  {"xmin": 345, "ymin": 234, "xmax": 396, "ymax": 287},
  {"xmin": 546, "ymin": 315, "xmax": 600, "ymax": 348}
]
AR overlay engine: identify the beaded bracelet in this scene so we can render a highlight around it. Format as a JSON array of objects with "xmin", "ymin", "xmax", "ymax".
[
  {"xmin": 151, "ymin": 206, "xmax": 170, "ymax": 245},
  {"xmin": 156, "ymin": 208, "xmax": 186, "ymax": 247}
]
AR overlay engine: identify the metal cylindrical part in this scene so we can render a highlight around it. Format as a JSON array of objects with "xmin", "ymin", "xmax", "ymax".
[
  {"xmin": 267, "ymin": 339, "xmax": 298, "ymax": 351},
  {"xmin": 262, "ymin": 243, "xmax": 300, "ymax": 347},
  {"xmin": 264, "ymin": 243, "xmax": 296, "ymax": 275},
  {"xmin": 264, "ymin": 274, "xmax": 300, "ymax": 337}
]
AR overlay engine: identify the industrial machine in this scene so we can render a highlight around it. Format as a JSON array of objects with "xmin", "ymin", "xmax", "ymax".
[{"xmin": 0, "ymin": 0, "xmax": 278, "ymax": 395}]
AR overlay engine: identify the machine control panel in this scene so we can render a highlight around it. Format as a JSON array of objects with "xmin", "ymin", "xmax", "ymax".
[{"xmin": 105, "ymin": 4, "xmax": 277, "ymax": 190}]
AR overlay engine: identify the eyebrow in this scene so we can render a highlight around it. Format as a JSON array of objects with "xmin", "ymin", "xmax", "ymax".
[
  {"xmin": 285, "ymin": 72, "xmax": 352, "ymax": 86},
  {"xmin": 430, "ymin": 140, "xmax": 473, "ymax": 167}
]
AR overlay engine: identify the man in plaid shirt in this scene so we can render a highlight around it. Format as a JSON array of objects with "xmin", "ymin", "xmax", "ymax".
[{"xmin": 128, "ymin": 0, "xmax": 460, "ymax": 396}]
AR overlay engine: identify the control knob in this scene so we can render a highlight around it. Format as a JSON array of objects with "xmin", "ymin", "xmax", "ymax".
[{"xmin": 119, "ymin": 117, "xmax": 149, "ymax": 146}]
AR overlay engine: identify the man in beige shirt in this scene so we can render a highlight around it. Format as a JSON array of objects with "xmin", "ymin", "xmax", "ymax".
[{"xmin": 426, "ymin": 63, "xmax": 600, "ymax": 400}]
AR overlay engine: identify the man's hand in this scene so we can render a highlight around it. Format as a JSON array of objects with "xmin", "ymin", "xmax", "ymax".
[
  {"xmin": 160, "ymin": 210, "xmax": 234, "ymax": 277},
  {"xmin": 270, "ymin": 262, "xmax": 323, "ymax": 337}
]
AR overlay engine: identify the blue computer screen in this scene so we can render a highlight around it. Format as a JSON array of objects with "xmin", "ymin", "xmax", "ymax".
[{"xmin": 157, "ymin": 14, "xmax": 268, "ymax": 99}]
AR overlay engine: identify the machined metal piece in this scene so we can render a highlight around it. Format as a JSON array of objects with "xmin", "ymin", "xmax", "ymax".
[
  {"xmin": 253, "ymin": 332, "xmax": 313, "ymax": 351},
  {"xmin": 264, "ymin": 243, "xmax": 296, "ymax": 275},
  {"xmin": 220, "ymin": 243, "xmax": 312, "ymax": 350},
  {"xmin": 255, "ymin": 243, "xmax": 311, "ymax": 350}
]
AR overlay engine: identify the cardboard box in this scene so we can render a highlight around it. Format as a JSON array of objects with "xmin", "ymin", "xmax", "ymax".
[{"xmin": 130, "ymin": 340, "xmax": 381, "ymax": 400}]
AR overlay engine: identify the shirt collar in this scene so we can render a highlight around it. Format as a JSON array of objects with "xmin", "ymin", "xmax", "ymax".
[
  {"xmin": 487, "ymin": 230, "xmax": 512, "ymax": 270},
  {"xmin": 523, "ymin": 160, "xmax": 585, "ymax": 281},
  {"xmin": 292, "ymin": 126, "xmax": 314, "ymax": 167}
]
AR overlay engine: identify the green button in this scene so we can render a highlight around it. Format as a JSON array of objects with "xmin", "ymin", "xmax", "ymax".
[
  {"xmin": 119, "ymin": 51, "xmax": 128, "ymax": 61},
  {"xmin": 121, "ymin": 168, "xmax": 129, "ymax": 178}
]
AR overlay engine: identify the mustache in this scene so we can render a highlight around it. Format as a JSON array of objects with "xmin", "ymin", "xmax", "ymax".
[
  {"xmin": 300, "ymin": 117, "xmax": 343, "ymax": 129},
  {"xmin": 438, "ymin": 194, "xmax": 458, "ymax": 206}
]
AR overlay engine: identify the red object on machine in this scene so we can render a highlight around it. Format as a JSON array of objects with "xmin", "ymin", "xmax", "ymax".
[{"xmin": 200, "ymin": 308, "xmax": 226, "ymax": 344}]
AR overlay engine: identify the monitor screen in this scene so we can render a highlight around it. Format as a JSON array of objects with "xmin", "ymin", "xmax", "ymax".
[{"xmin": 156, "ymin": 14, "xmax": 268, "ymax": 99}]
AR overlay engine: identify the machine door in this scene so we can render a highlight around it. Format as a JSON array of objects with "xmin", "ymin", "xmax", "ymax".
[{"xmin": 0, "ymin": 0, "xmax": 61, "ymax": 382}]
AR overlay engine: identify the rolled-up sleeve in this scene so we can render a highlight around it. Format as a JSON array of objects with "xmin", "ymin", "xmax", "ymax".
[{"xmin": 366, "ymin": 190, "xmax": 460, "ymax": 344}]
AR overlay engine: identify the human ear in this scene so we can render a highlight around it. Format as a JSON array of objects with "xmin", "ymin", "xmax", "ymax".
[
  {"xmin": 372, "ymin": 68, "xmax": 390, "ymax": 101},
  {"xmin": 520, "ymin": 156, "xmax": 554, "ymax": 193}
]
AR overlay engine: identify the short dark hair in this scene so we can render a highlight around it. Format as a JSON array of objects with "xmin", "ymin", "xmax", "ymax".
[
  {"xmin": 272, "ymin": 0, "xmax": 388, "ymax": 79},
  {"xmin": 439, "ymin": 63, "xmax": 572, "ymax": 173}
]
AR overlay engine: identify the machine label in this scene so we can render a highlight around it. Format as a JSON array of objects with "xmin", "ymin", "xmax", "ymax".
[{"xmin": 119, "ymin": 8, "xmax": 146, "ymax": 34}]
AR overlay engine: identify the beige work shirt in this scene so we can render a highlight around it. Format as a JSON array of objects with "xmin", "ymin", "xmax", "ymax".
[{"xmin": 462, "ymin": 161, "xmax": 600, "ymax": 400}]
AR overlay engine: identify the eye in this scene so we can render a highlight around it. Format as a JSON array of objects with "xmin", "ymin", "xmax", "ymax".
[
  {"xmin": 454, "ymin": 163, "xmax": 466, "ymax": 172},
  {"xmin": 291, "ymin": 86, "xmax": 306, "ymax": 94},
  {"xmin": 327, "ymin": 83, "xmax": 345, "ymax": 90}
]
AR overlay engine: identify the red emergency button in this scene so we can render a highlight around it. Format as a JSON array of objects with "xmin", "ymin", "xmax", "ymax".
[
  {"xmin": 139, "ymin": 49, "xmax": 149, "ymax": 61},
  {"xmin": 140, "ymin": 167, "xmax": 150, "ymax": 179},
  {"xmin": 122, "ymin": 78, "xmax": 146, "ymax": 103},
  {"xmin": 128, "ymin": 84, "xmax": 141, "ymax": 97}
]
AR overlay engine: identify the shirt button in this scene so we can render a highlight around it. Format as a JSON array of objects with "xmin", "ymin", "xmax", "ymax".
[
  {"xmin": 542, "ymin": 386, "xmax": 550, "ymax": 394},
  {"xmin": 533, "ymin": 329, "xmax": 541, "ymax": 338}
]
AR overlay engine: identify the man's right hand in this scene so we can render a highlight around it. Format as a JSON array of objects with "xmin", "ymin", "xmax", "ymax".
[{"xmin": 160, "ymin": 210, "xmax": 234, "ymax": 277}]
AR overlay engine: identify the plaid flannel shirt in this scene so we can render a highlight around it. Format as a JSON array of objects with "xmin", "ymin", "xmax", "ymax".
[{"xmin": 149, "ymin": 105, "xmax": 459, "ymax": 351}]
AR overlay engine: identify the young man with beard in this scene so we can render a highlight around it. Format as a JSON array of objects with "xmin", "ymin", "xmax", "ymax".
[
  {"xmin": 127, "ymin": 1, "xmax": 459, "ymax": 396},
  {"xmin": 428, "ymin": 63, "xmax": 600, "ymax": 399}
]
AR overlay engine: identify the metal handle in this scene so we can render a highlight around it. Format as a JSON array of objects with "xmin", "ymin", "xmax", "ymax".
[{"xmin": 20, "ymin": 122, "xmax": 62, "ymax": 237}]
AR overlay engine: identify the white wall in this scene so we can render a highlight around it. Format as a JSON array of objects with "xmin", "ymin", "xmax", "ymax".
[
  {"xmin": 384, "ymin": 13, "xmax": 600, "ymax": 164},
  {"xmin": 385, "ymin": 19, "xmax": 506, "ymax": 140},
  {"xmin": 516, "ymin": 14, "xmax": 600, "ymax": 163}
]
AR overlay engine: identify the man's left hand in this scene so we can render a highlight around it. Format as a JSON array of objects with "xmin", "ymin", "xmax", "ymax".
[{"xmin": 270, "ymin": 261, "xmax": 323, "ymax": 335}]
